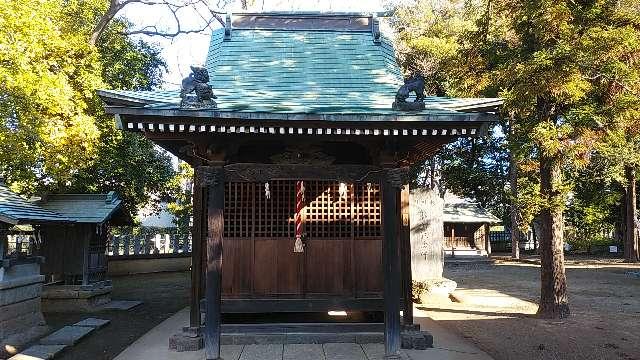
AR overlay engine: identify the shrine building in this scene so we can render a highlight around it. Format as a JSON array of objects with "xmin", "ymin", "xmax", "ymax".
[{"xmin": 98, "ymin": 12, "xmax": 502, "ymax": 360}]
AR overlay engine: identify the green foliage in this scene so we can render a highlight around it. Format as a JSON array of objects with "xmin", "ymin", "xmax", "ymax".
[
  {"xmin": 392, "ymin": 0, "xmax": 484, "ymax": 96},
  {"xmin": 166, "ymin": 162, "xmax": 194, "ymax": 236},
  {"xmin": 0, "ymin": 0, "xmax": 176, "ymax": 217},
  {"xmin": 439, "ymin": 125, "xmax": 510, "ymax": 222},
  {"xmin": 393, "ymin": 0, "xmax": 640, "ymax": 237},
  {"xmin": 0, "ymin": 1, "xmax": 103, "ymax": 192}
]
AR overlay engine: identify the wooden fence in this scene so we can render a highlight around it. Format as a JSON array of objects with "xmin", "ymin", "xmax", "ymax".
[{"xmin": 107, "ymin": 233, "xmax": 192, "ymax": 257}]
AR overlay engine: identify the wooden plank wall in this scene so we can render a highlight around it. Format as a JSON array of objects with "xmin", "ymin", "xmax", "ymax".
[{"xmin": 219, "ymin": 180, "xmax": 383, "ymax": 299}]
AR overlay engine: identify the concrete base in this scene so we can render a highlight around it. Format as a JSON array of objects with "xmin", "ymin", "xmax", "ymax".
[
  {"xmin": 42, "ymin": 283, "xmax": 112, "ymax": 312},
  {"xmin": 0, "ymin": 260, "xmax": 48, "ymax": 358},
  {"xmin": 167, "ymin": 323, "xmax": 432, "ymax": 351},
  {"xmin": 108, "ymin": 256, "xmax": 190, "ymax": 276}
]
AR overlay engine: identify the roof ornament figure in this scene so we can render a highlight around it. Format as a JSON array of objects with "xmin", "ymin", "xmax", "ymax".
[
  {"xmin": 180, "ymin": 65, "xmax": 217, "ymax": 109},
  {"xmin": 392, "ymin": 74, "xmax": 426, "ymax": 111}
]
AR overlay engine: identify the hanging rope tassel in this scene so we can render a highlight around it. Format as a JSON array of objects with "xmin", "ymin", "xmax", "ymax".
[{"xmin": 294, "ymin": 180, "xmax": 305, "ymax": 253}]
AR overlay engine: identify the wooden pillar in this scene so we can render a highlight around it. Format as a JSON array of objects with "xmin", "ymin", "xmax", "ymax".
[
  {"xmin": 382, "ymin": 170, "xmax": 402, "ymax": 359},
  {"xmin": 190, "ymin": 169, "xmax": 206, "ymax": 329},
  {"xmin": 0, "ymin": 223, "xmax": 8, "ymax": 260},
  {"xmin": 205, "ymin": 167, "xmax": 224, "ymax": 360},
  {"xmin": 81, "ymin": 225, "xmax": 90, "ymax": 286},
  {"xmin": 400, "ymin": 185, "xmax": 413, "ymax": 326},
  {"xmin": 485, "ymin": 223, "xmax": 492, "ymax": 255}
]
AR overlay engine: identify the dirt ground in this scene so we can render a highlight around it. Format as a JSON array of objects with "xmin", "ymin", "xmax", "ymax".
[
  {"xmin": 43, "ymin": 271, "xmax": 191, "ymax": 360},
  {"xmin": 419, "ymin": 255, "xmax": 640, "ymax": 360},
  {"xmin": 37, "ymin": 257, "xmax": 640, "ymax": 360}
]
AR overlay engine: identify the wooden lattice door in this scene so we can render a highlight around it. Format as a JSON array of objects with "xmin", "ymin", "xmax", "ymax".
[{"xmin": 221, "ymin": 180, "xmax": 383, "ymax": 300}]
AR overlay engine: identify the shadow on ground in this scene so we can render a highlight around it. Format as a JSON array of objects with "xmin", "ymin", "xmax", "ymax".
[
  {"xmin": 44, "ymin": 272, "xmax": 191, "ymax": 360},
  {"xmin": 415, "ymin": 259, "xmax": 640, "ymax": 360}
]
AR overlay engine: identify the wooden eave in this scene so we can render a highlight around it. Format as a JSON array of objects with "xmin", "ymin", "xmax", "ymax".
[{"xmin": 109, "ymin": 107, "xmax": 496, "ymax": 138}]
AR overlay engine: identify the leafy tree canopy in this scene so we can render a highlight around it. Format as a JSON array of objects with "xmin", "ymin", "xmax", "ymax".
[{"xmin": 0, "ymin": 0, "xmax": 175, "ymax": 218}]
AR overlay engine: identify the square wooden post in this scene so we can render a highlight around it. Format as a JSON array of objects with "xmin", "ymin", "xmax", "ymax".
[
  {"xmin": 400, "ymin": 184, "xmax": 413, "ymax": 326},
  {"xmin": 205, "ymin": 167, "xmax": 224, "ymax": 360},
  {"xmin": 485, "ymin": 223, "xmax": 492, "ymax": 255},
  {"xmin": 382, "ymin": 172, "xmax": 402, "ymax": 359},
  {"xmin": 189, "ymin": 169, "xmax": 205, "ymax": 329}
]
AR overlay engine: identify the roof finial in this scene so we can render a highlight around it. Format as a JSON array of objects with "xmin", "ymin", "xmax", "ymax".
[
  {"xmin": 371, "ymin": 14, "xmax": 381, "ymax": 44},
  {"xmin": 224, "ymin": 13, "xmax": 232, "ymax": 41}
]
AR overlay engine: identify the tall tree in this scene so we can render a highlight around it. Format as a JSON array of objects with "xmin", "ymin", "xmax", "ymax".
[
  {"xmin": 0, "ymin": 0, "xmax": 176, "ymax": 217},
  {"xmin": 394, "ymin": 0, "xmax": 640, "ymax": 318}
]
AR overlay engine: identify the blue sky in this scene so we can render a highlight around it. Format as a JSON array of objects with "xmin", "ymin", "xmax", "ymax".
[{"xmin": 123, "ymin": 0, "xmax": 389, "ymax": 88}]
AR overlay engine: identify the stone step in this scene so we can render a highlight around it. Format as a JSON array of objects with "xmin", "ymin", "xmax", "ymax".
[
  {"xmin": 73, "ymin": 317, "xmax": 111, "ymax": 329},
  {"xmin": 101, "ymin": 300, "xmax": 142, "ymax": 310},
  {"xmin": 39, "ymin": 325, "xmax": 94, "ymax": 346},
  {"xmin": 8, "ymin": 344, "xmax": 68, "ymax": 360}
]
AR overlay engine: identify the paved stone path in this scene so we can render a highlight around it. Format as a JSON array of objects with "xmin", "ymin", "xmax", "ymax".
[
  {"xmin": 206, "ymin": 343, "xmax": 408, "ymax": 360},
  {"xmin": 9, "ymin": 318, "xmax": 110, "ymax": 359},
  {"xmin": 114, "ymin": 308, "xmax": 494, "ymax": 360}
]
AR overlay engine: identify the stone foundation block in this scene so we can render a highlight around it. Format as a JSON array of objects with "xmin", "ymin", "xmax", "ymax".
[
  {"xmin": 169, "ymin": 333, "xmax": 203, "ymax": 352},
  {"xmin": 400, "ymin": 330, "xmax": 433, "ymax": 350},
  {"xmin": 42, "ymin": 285, "xmax": 112, "ymax": 312}
]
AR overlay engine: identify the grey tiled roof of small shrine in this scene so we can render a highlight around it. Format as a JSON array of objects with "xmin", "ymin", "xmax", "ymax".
[
  {"xmin": 443, "ymin": 194, "xmax": 500, "ymax": 224},
  {"xmin": 0, "ymin": 184, "xmax": 72, "ymax": 225},
  {"xmin": 36, "ymin": 192, "xmax": 123, "ymax": 224},
  {"xmin": 98, "ymin": 25, "xmax": 502, "ymax": 116}
]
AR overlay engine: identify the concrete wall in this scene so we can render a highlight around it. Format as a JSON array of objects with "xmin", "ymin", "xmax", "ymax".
[{"xmin": 107, "ymin": 255, "xmax": 191, "ymax": 276}]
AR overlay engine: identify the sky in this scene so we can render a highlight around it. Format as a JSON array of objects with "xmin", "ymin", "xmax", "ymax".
[{"xmin": 123, "ymin": 0, "xmax": 389, "ymax": 88}]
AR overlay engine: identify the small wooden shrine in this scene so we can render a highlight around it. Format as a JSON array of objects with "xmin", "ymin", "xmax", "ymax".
[
  {"xmin": 35, "ymin": 192, "xmax": 129, "ymax": 285},
  {"xmin": 98, "ymin": 12, "xmax": 502, "ymax": 359},
  {"xmin": 0, "ymin": 183, "xmax": 71, "ymax": 356},
  {"xmin": 443, "ymin": 194, "xmax": 500, "ymax": 257}
]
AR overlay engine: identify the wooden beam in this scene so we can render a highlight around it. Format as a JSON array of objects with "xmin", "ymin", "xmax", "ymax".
[
  {"xmin": 400, "ymin": 185, "xmax": 413, "ymax": 326},
  {"xmin": 190, "ymin": 169, "xmax": 205, "ymax": 328},
  {"xmin": 205, "ymin": 167, "xmax": 224, "ymax": 360},
  {"xmin": 382, "ymin": 171, "xmax": 402, "ymax": 359},
  {"xmin": 198, "ymin": 164, "xmax": 411, "ymax": 183}
]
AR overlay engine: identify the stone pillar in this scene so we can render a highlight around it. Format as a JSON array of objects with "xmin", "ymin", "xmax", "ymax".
[
  {"xmin": 0, "ymin": 258, "xmax": 48, "ymax": 358},
  {"xmin": 409, "ymin": 187, "xmax": 444, "ymax": 281}
]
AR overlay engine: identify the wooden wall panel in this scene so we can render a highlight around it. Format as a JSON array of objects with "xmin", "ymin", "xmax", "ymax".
[
  {"xmin": 253, "ymin": 238, "xmax": 278, "ymax": 296},
  {"xmin": 354, "ymin": 238, "xmax": 382, "ymax": 297},
  {"xmin": 304, "ymin": 239, "xmax": 352, "ymax": 296},
  {"xmin": 253, "ymin": 238, "xmax": 302, "ymax": 296},
  {"xmin": 276, "ymin": 239, "xmax": 303, "ymax": 295},
  {"xmin": 222, "ymin": 238, "xmax": 252, "ymax": 297}
]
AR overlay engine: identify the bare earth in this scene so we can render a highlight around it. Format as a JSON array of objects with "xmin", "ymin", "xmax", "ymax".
[
  {"xmin": 419, "ymin": 256, "xmax": 640, "ymax": 360},
  {"xmin": 44, "ymin": 271, "xmax": 191, "ymax": 360}
]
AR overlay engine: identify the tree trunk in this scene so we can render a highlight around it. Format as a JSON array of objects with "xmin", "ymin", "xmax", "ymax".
[
  {"xmin": 537, "ymin": 155, "xmax": 570, "ymax": 319},
  {"xmin": 624, "ymin": 166, "xmax": 639, "ymax": 262},
  {"xmin": 90, "ymin": 0, "xmax": 119, "ymax": 46},
  {"xmin": 509, "ymin": 151, "xmax": 520, "ymax": 259}
]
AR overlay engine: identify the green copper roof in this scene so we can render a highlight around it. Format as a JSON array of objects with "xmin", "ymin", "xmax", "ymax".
[
  {"xmin": 0, "ymin": 184, "xmax": 71, "ymax": 225},
  {"xmin": 36, "ymin": 192, "xmax": 125, "ymax": 224},
  {"xmin": 99, "ymin": 19, "xmax": 502, "ymax": 116}
]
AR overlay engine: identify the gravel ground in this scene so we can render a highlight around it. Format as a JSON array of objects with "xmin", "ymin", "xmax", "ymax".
[
  {"xmin": 419, "ymin": 256, "xmax": 640, "ymax": 360},
  {"xmin": 44, "ymin": 271, "xmax": 191, "ymax": 360}
]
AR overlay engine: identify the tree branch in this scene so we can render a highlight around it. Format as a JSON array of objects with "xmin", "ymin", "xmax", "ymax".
[{"xmin": 90, "ymin": 0, "xmax": 229, "ymax": 45}]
